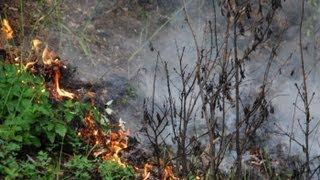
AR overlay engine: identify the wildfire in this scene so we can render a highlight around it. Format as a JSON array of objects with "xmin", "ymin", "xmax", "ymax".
[
  {"xmin": 79, "ymin": 112, "xmax": 129, "ymax": 166},
  {"xmin": 2, "ymin": 16, "xmax": 180, "ymax": 180},
  {"xmin": 103, "ymin": 130, "xmax": 128, "ymax": 166},
  {"xmin": 41, "ymin": 44, "xmax": 75, "ymax": 99},
  {"xmin": 1, "ymin": 19, "xmax": 13, "ymax": 40},
  {"xmin": 53, "ymin": 64, "xmax": 75, "ymax": 99},
  {"xmin": 163, "ymin": 165, "xmax": 179, "ymax": 180},
  {"xmin": 79, "ymin": 112, "xmax": 181, "ymax": 179},
  {"xmin": 143, "ymin": 163, "xmax": 153, "ymax": 180}
]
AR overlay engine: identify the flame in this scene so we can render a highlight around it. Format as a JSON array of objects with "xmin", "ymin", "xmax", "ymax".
[
  {"xmin": 163, "ymin": 165, "xmax": 178, "ymax": 180},
  {"xmin": 79, "ymin": 113, "xmax": 129, "ymax": 167},
  {"xmin": 24, "ymin": 61, "xmax": 37, "ymax": 70},
  {"xmin": 143, "ymin": 163, "xmax": 153, "ymax": 180},
  {"xmin": 32, "ymin": 39, "xmax": 42, "ymax": 52},
  {"xmin": 42, "ymin": 45, "xmax": 54, "ymax": 65},
  {"xmin": 1, "ymin": 19, "xmax": 13, "ymax": 39},
  {"xmin": 41, "ymin": 45, "xmax": 75, "ymax": 99},
  {"xmin": 79, "ymin": 114, "xmax": 180, "ymax": 179},
  {"xmin": 53, "ymin": 67, "xmax": 75, "ymax": 99},
  {"xmin": 103, "ymin": 130, "xmax": 128, "ymax": 166}
]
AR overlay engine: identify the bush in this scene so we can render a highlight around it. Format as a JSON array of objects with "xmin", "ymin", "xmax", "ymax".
[
  {"xmin": 0, "ymin": 62, "xmax": 93, "ymax": 147},
  {"xmin": 0, "ymin": 62, "xmax": 63, "ymax": 146}
]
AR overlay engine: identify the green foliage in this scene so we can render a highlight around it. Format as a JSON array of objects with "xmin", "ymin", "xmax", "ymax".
[
  {"xmin": 0, "ymin": 62, "xmax": 86, "ymax": 147},
  {"xmin": 0, "ymin": 140, "xmax": 21, "ymax": 179},
  {"xmin": 64, "ymin": 155, "xmax": 94, "ymax": 179},
  {"xmin": 0, "ymin": 144, "xmax": 57, "ymax": 180},
  {"xmin": 0, "ymin": 62, "xmax": 135, "ymax": 179},
  {"xmin": 0, "ymin": 62, "xmax": 54, "ymax": 146},
  {"xmin": 99, "ymin": 161, "xmax": 135, "ymax": 180},
  {"xmin": 20, "ymin": 151, "xmax": 56, "ymax": 179}
]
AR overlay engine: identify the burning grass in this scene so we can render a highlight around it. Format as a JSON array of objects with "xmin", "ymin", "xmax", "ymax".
[{"xmin": 0, "ymin": 18, "xmax": 180, "ymax": 180}]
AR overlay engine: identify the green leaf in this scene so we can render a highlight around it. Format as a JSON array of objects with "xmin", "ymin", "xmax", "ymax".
[
  {"xmin": 46, "ymin": 123, "xmax": 54, "ymax": 131},
  {"xmin": 14, "ymin": 135, "xmax": 23, "ymax": 142},
  {"xmin": 55, "ymin": 123, "xmax": 67, "ymax": 137},
  {"xmin": 6, "ymin": 142, "xmax": 21, "ymax": 152},
  {"xmin": 37, "ymin": 106, "xmax": 51, "ymax": 116},
  {"xmin": 27, "ymin": 135, "xmax": 41, "ymax": 147},
  {"xmin": 65, "ymin": 112, "xmax": 75, "ymax": 122},
  {"xmin": 23, "ymin": 88, "xmax": 34, "ymax": 97},
  {"xmin": 47, "ymin": 132, "xmax": 56, "ymax": 143}
]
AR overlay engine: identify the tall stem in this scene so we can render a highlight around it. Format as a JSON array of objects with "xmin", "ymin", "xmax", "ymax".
[
  {"xmin": 299, "ymin": 0, "xmax": 311, "ymax": 178},
  {"xmin": 234, "ymin": 15, "xmax": 241, "ymax": 178}
]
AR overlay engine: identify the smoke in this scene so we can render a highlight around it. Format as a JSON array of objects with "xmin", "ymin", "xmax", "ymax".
[
  {"xmin": 130, "ymin": 0, "xmax": 320, "ymax": 164},
  {"xmin": 52, "ymin": 0, "xmax": 319, "ymax": 172}
]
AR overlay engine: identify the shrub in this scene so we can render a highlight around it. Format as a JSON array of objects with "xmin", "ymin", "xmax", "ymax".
[{"xmin": 0, "ymin": 62, "xmax": 63, "ymax": 146}]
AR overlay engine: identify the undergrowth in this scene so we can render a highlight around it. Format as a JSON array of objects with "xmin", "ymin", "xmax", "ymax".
[{"xmin": 0, "ymin": 62, "xmax": 135, "ymax": 179}]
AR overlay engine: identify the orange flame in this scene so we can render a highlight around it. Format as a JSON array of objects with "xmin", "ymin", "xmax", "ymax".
[
  {"xmin": 163, "ymin": 165, "xmax": 178, "ymax": 180},
  {"xmin": 32, "ymin": 39, "xmax": 42, "ymax": 53},
  {"xmin": 1, "ymin": 19, "xmax": 13, "ymax": 39},
  {"xmin": 42, "ymin": 45, "xmax": 55, "ymax": 65},
  {"xmin": 53, "ymin": 66, "xmax": 75, "ymax": 99},
  {"xmin": 41, "ymin": 45, "xmax": 75, "ymax": 99},
  {"xmin": 79, "ymin": 113, "xmax": 129, "ymax": 167},
  {"xmin": 143, "ymin": 163, "xmax": 153, "ymax": 180},
  {"xmin": 103, "ymin": 130, "xmax": 128, "ymax": 166}
]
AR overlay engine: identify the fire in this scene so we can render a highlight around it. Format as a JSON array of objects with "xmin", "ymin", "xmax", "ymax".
[
  {"xmin": 1, "ymin": 19, "xmax": 13, "ymax": 39},
  {"xmin": 41, "ymin": 44, "xmax": 75, "ymax": 99},
  {"xmin": 163, "ymin": 165, "xmax": 178, "ymax": 180},
  {"xmin": 53, "ymin": 65, "xmax": 75, "ymax": 99},
  {"xmin": 143, "ymin": 163, "xmax": 153, "ymax": 180},
  {"xmin": 32, "ymin": 39, "xmax": 42, "ymax": 52},
  {"xmin": 102, "ymin": 130, "xmax": 128, "ymax": 166},
  {"xmin": 42, "ymin": 45, "xmax": 56, "ymax": 65},
  {"xmin": 79, "ymin": 113, "xmax": 180, "ymax": 179},
  {"xmin": 79, "ymin": 113, "xmax": 129, "ymax": 167}
]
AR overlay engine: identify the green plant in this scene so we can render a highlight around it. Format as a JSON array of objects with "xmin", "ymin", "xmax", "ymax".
[
  {"xmin": 99, "ymin": 161, "xmax": 135, "ymax": 180},
  {"xmin": 0, "ymin": 145, "xmax": 57, "ymax": 179},
  {"xmin": 20, "ymin": 151, "xmax": 56, "ymax": 179},
  {"xmin": 64, "ymin": 155, "xmax": 94, "ymax": 179},
  {"xmin": 0, "ymin": 140, "xmax": 21, "ymax": 179},
  {"xmin": 0, "ymin": 62, "xmax": 94, "ymax": 147},
  {"xmin": 0, "ymin": 62, "xmax": 59, "ymax": 146}
]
